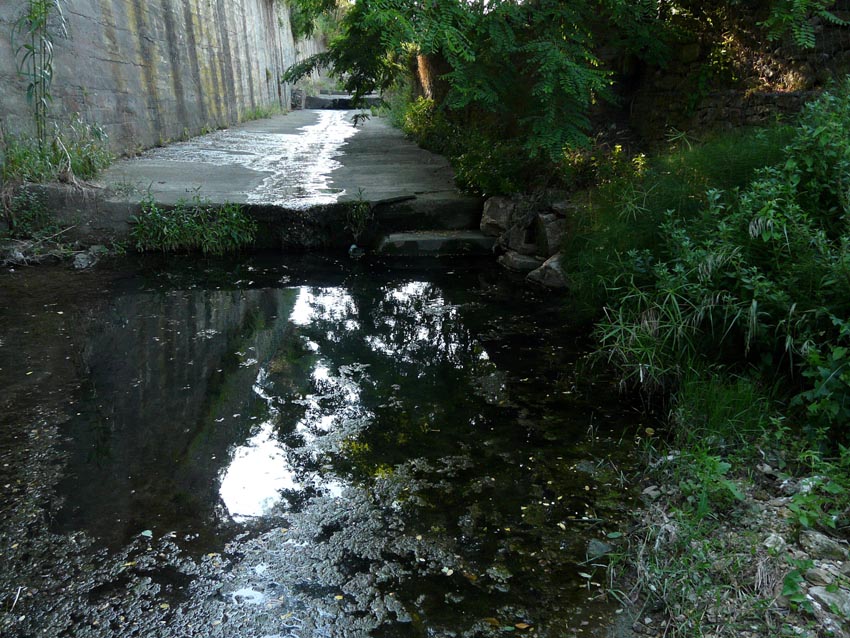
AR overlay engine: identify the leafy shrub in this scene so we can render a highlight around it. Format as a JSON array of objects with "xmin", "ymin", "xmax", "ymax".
[
  {"xmin": 595, "ymin": 80, "xmax": 850, "ymax": 440},
  {"xmin": 397, "ymin": 96, "xmax": 529, "ymax": 195},
  {"xmin": 131, "ymin": 195, "xmax": 257, "ymax": 255},
  {"xmin": 400, "ymin": 97, "xmax": 453, "ymax": 153}
]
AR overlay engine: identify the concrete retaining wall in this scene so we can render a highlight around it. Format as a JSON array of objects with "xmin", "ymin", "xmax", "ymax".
[{"xmin": 0, "ymin": 0, "xmax": 320, "ymax": 154}]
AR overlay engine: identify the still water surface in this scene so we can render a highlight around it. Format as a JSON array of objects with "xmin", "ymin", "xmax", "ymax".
[{"xmin": 2, "ymin": 254, "xmax": 643, "ymax": 637}]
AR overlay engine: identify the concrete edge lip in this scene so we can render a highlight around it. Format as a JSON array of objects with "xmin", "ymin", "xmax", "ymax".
[{"xmin": 376, "ymin": 231, "xmax": 495, "ymax": 256}]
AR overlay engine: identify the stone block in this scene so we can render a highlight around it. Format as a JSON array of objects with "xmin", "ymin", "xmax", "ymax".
[
  {"xmin": 504, "ymin": 224, "xmax": 540, "ymax": 256},
  {"xmin": 535, "ymin": 213, "xmax": 567, "ymax": 257},
  {"xmin": 526, "ymin": 254, "xmax": 570, "ymax": 289},
  {"xmin": 480, "ymin": 196, "xmax": 516, "ymax": 236},
  {"xmin": 497, "ymin": 250, "xmax": 543, "ymax": 272}
]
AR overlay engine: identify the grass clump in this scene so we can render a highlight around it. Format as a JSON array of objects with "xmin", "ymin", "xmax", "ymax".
[
  {"xmin": 239, "ymin": 103, "xmax": 284, "ymax": 123},
  {"xmin": 130, "ymin": 195, "xmax": 258, "ymax": 256},
  {"xmin": 0, "ymin": 115, "xmax": 112, "ymax": 185}
]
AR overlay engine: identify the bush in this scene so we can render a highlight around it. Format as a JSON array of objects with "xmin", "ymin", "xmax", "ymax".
[
  {"xmin": 562, "ymin": 125, "xmax": 794, "ymax": 318},
  {"xmin": 131, "ymin": 195, "xmax": 258, "ymax": 255},
  {"xmin": 400, "ymin": 97, "xmax": 453, "ymax": 153},
  {"xmin": 397, "ymin": 96, "xmax": 543, "ymax": 195},
  {"xmin": 595, "ymin": 80, "xmax": 850, "ymax": 440}
]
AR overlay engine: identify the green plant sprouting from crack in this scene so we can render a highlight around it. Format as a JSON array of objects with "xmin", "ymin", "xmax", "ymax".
[{"xmin": 346, "ymin": 188, "xmax": 373, "ymax": 244}]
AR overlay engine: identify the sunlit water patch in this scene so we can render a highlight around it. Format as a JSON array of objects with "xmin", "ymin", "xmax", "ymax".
[{"xmin": 25, "ymin": 255, "xmax": 647, "ymax": 638}]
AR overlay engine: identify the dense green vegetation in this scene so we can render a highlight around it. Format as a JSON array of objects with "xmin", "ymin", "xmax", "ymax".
[
  {"xmin": 130, "ymin": 195, "xmax": 258, "ymax": 256},
  {"xmin": 590, "ymin": 80, "xmax": 850, "ymax": 459},
  {"xmin": 287, "ymin": 0, "xmax": 846, "ymax": 195},
  {"xmin": 575, "ymin": 83, "xmax": 850, "ymax": 635}
]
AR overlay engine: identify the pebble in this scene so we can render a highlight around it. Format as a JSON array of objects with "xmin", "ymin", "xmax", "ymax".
[{"xmin": 763, "ymin": 533, "xmax": 785, "ymax": 552}]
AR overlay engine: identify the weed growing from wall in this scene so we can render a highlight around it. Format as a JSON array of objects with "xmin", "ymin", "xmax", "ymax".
[
  {"xmin": 1, "ymin": 116, "xmax": 111, "ymax": 184},
  {"xmin": 345, "ymin": 188, "xmax": 373, "ymax": 244},
  {"xmin": 12, "ymin": 0, "xmax": 67, "ymax": 147},
  {"xmin": 1, "ymin": 116, "xmax": 112, "ymax": 230},
  {"xmin": 2, "ymin": 186, "xmax": 56, "ymax": 240}
]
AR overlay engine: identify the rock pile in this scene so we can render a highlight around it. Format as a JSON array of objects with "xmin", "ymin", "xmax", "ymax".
[{"xmin": 480, "ymin": 195, "xmax": 572, "ymax": 289}]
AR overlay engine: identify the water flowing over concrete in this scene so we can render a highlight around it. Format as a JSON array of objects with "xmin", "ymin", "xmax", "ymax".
[
  {"xmin": 78, "ymin": 109, "xmax": 486, "ymax": 251},
  {"xmin": 99, "ymin": 110, "xmax": 476, "ymax": 210}
]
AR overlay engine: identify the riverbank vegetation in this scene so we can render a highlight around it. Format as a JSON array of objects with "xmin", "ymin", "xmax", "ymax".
[
  {"xmin": 285, "ymin": 1, "xmax": 850, "ymax": 634},
  {"xmin": 130, "ymin": 195, "xmax": 258, "ymax": 256},
  {"xmin": 589, "ymin": 84, "xmax": 850, "ymax": 636}
]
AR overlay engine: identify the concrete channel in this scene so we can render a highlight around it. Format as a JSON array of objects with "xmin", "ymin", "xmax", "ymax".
[{"xmin": 47, "ymin": 109, "xmax": 490, "ymax": 254}]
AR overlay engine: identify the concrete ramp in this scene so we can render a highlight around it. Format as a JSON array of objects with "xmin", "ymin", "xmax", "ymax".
[{"xmin": 94, "ymin": 109, "xmax": 482, "ymax": 250}]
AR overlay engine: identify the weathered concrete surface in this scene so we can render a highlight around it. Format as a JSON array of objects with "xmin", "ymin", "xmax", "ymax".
[
  {"xmin": 0, "ymin": 0, "xmax": 322, "ymax": 153},
  {"xmin": 376, "ymin": 230, "xmax": 495, "ymax": 256},
  {"xmin": 76, "ymin": 110, "xmax": 482, "ymax": 249}
]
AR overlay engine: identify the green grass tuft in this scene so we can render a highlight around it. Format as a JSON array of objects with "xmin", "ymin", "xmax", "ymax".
[{"xmin": 130, "ymin": 195, "xmax": 258, "ymax": 256}]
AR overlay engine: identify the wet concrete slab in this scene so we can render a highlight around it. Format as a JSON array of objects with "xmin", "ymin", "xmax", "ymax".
[
  {"xmin": 53, "ymin": 109, "xmax": 483, "ymax": 251},
  {"xmin": 97, "ymin": 110, "xmax": 479, "ymax": 213},
  {"xmin": 377, "ymin": 230, "xmax": 496, "ymax": 256}
]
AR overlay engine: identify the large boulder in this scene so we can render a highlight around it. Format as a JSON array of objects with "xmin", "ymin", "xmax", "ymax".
[
  {"xmin": 526, "ymin": 254, "xmax": 570, "ymax": 289},
  {"xmin": 480, "ymin": 197, "xmax": 516, "ymax": 236}
]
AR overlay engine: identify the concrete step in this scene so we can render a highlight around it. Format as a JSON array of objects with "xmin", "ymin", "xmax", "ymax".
[
  {"xmin": 370, "ymin": 194, "xmax": 483, "ymax": 231},
  {"xmin": 376, "ymin": 230, "xmax": 495, "ymax": 256}
]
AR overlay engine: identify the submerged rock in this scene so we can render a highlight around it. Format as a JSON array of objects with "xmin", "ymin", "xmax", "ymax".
[
  {"xmin": 587, "ymin": 538, "xmax": 615, "ymax": 559},
  {"xmin": 73, "ymin": 252, "xmax": 95, "ymax": 270}
]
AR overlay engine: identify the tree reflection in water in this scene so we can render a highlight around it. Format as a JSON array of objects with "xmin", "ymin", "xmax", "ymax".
[{"xmin": 57, "ymin": 261, "xmax": 639, "ymax": 637}]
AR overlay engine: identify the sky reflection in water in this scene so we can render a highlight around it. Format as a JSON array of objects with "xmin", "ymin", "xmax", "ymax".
[
  {"xmin": 53, "ymin": 260, "xmax": 641, "ymax": 637},
  {"xmin": 219, "ymin": 284, "xmax": 411, "ymax": 523}
]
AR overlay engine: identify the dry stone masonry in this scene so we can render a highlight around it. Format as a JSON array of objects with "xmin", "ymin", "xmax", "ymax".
[{"xmin": 481, "ymin": 195, "xmax": 571, "ymax": 290}]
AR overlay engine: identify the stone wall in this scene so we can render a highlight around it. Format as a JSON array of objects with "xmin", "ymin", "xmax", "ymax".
[
  {"xmin": 628, "ymin": 7, "xmax": 850, "ymax": 141},
  {"xmin": 0, "ymin": 0, "xmax": 321, "ymax": 154}
]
